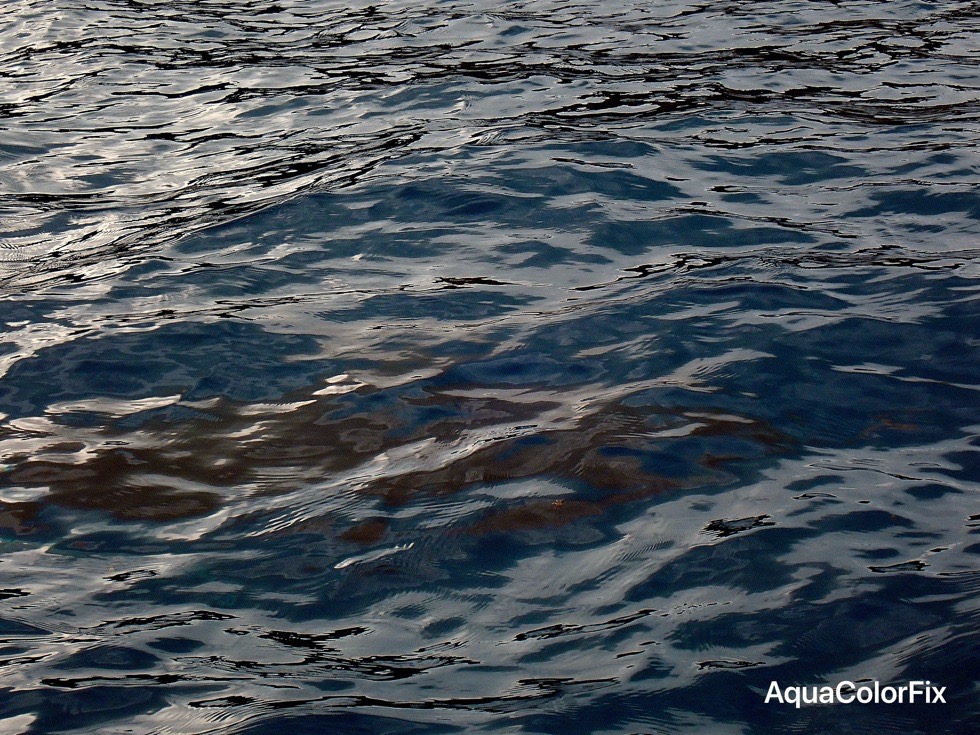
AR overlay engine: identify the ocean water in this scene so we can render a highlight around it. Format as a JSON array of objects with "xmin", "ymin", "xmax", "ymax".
[{"xmin": 1, "ymin": 1, "xmax": 978, "ymax": 733}]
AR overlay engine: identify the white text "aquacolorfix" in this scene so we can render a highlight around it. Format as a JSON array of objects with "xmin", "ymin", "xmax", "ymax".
[{"xmin": 764, "ymin": 680, "xmax": 946, "ymax": 708}]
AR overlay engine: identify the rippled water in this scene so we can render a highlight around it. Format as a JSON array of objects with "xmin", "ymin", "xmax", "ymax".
[{"xmin": 1, "ymin": 1, "xmax": 979, "ymax": 733}]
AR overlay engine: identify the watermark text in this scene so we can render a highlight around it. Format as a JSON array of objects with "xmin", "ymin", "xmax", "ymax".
[{"xmin": 765, "ymin": 680, "xmax": 945, "ymax": 708}]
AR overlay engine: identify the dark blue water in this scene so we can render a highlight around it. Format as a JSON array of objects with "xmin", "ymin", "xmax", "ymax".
[{"xmin": 1, "ymin": 1, "xmax": 978, "ymax": 733}]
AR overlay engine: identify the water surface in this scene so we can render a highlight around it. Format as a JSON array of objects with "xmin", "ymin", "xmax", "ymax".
[{"xmin": 1, "ymin": 1, "xmax": 978, "ymax": 733}]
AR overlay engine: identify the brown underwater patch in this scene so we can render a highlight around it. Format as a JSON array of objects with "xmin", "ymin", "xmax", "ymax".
[
  {"xmin": 363, "ymin": 403, "xmax": 783, "ymax": 511},
  {"xmin": 5, "ymin": 447, "xmax": 232, "ymax": 522},
  {"xmin": 0, "ymin": 501, "xmax": 44, "ymax": 535},
  {"xmin": 339, "ymin": 519, "xmax": 390, "ymax": 545},
  {"xmin": 469, "ymin": 498, "xmax": 604, "ymax": 534},
  {"xmin": 0, "ymin": 378, "xmax": 793, "ymax": 529}
]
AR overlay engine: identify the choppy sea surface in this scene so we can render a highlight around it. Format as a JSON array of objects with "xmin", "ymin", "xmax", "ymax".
[{"xmin": 1, "ymin": 1, "xmax": 979, "ymax": 733}]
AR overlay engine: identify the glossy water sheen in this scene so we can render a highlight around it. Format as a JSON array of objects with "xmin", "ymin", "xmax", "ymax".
[{"xmin": 1, "ymin": 1, "xmax": 978, "ymax": 733}]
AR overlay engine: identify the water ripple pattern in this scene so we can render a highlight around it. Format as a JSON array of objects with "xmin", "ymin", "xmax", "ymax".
[{"xmin": 0, "ymin": 1, "xmax": 978, "ymax": 734}]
